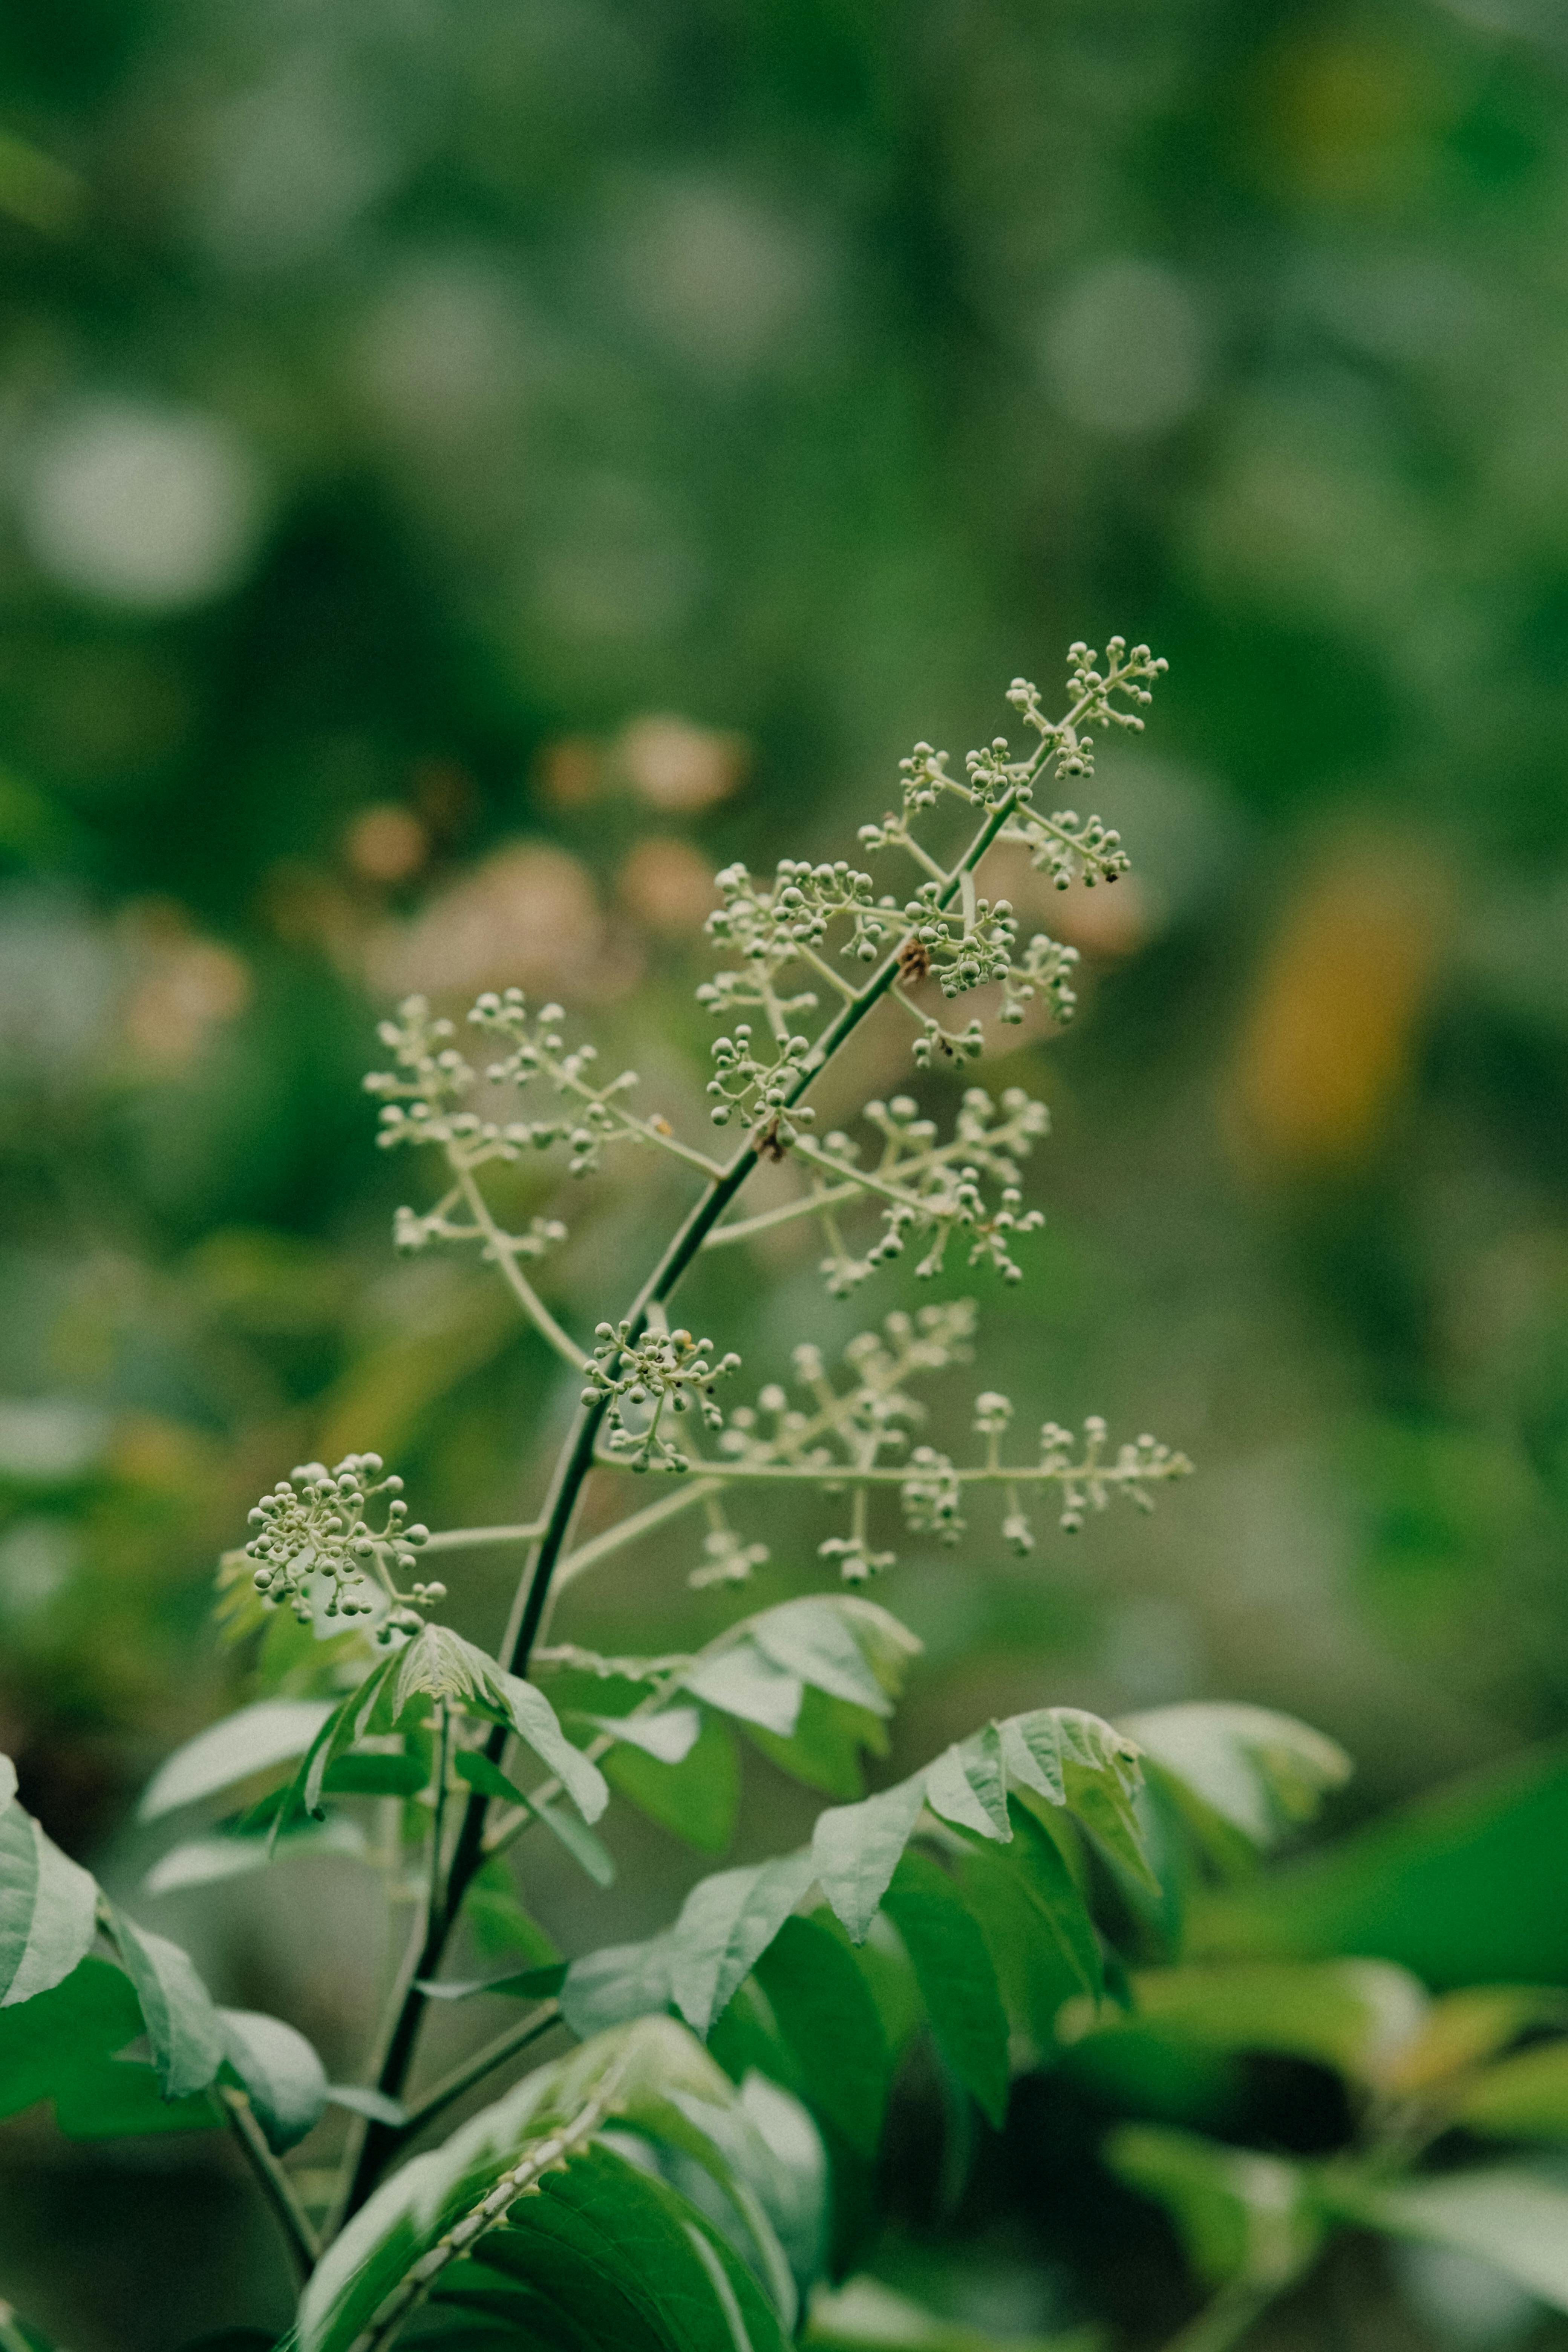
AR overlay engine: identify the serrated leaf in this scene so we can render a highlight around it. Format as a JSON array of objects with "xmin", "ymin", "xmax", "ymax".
[
  {"xmin": 219, "ymin": 2007, "xmax": 329, "ymax": 2151},
  {"xmin": 136, "ymin": 1700, "xmax": 336, "ymax": 1823},
  {"xmin": 1329, "ymin": 2167, "xmax": 1568, "ymax": 2311},
  {"xmin": 749, "ymin": 1600, "xmax": 892, "ymax": 1717},
  {"xmin": 683, "ymin": 1646, "xmax": 805, "ymax": 1737},
  {"xmin": 882, "ymin": 1850, "xmax": 1011, "ymax": 2130},
  {"xmin": 670, "ymin": 1853, "xmax": 819, "ymax": 2035},
  {"xmin": 298, "ymin": 2017, "xmax": 792, "ymax": 2352},
  {"xmin": 397, "ymin": 1629, "xmax": 609, "ymax": 1822},
  {"xmin": 1107, "ymin": 2124, "xmax": 1320, "ymax": 2290},
  {"xmin": 435, "ymin": 2142, "xmax": 791, "ymax": 2352},
  {"xmin": 0, "ymin": 1787, "xmax": 97, "ymax": 2007},
  {"xmin": 1123, "ymin": 1703, "xmax": 1351, "ymax": 1859},
  {"xmin": 605, "ymin": 1714, "xmax": 740, "ymax": 1854},
  {"xmin": 924, "ymin": 1726, "xmax": 1011, "ymax": 1843},
  {"xmin": 144, "ymin": 1818, "xmax": 367, "ymax": 1896},
  {"xmin": 103, "ymin": 1909, "xmax": 225, "ymax": 2100},
  {"xmin": 753, "ymin": 1916, "xmax": 891, "ymax": 2160},
  {"xmin": 811, "ymin": 1775, "xmax": 926, "ymax": 1944}
]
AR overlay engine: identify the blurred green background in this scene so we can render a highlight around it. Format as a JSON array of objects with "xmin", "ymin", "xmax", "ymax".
[{"xmin": 2, "ymin": 0, "xmax": 1567, "ymax": 2345}]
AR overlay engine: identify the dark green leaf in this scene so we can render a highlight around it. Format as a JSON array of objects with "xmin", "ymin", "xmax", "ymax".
[
  {"xmin": 455, "ymin": 1749, "xmax": 532, "ymax": 1805},
  {"xmin": 753, "ymin": 1916, "xmax": 891, "ymax": 2160},
  {"xmin": 219, "ymin": 2007, "xmax": 328, "ymax": 2151},
  {"xmin": 0, "ymin": 1784, "xmax": 97, "ymax": 2007},
  {"xmin": 394, "ymin": 1628, "xmax": 608, "ymax": 1822},
  {"xmin": 604, "ymin": 1714, "xmax": 740, "ymax": 1854},
  {"xmin": 957, "ymin": 1808, "xmax": 1102, "ymax": 2052},
  {"xmin": 103, "ymin": 1909, "xmax": 225, "ymax": 2100},
  {"xmin": 297, "ymin": 2017, "xmax": 792, "ymax": 2352},
  {"xmin": 453, "ymin": 1752, "xmax": 615, "ymax": 1885},
  {"xmin": 322, "ymin": 1752, "xmax": 429, "ymax": 1798},
  {"xmin": 882, "ymin": 1851, "xmax": 1011, "ymax": 2130},
  {"xmin": 435, "ymin": 2142, "xmax": 792, "ymax": 2352},
  {"xmin": 136, "ymin": 1700, "xmax": 335, "ymax": 1822}
]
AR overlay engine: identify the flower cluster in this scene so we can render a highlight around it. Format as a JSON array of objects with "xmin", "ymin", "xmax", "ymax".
[
  {"xmin": 706, "ymin": 1024, "xmax": 816, "ymax": 1136},
  {"xmin": 584, "ymin": 1323, "xmax": 744, "ymax": 1473},
  {"xmin": 242, "ymin": 1453, "xmax": 441, "ymax": 1635}
]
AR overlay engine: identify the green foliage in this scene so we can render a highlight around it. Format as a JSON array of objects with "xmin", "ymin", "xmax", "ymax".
[{"xmin": 11, "ymin": 639, "xmax": 1566, "ymax": 2352}]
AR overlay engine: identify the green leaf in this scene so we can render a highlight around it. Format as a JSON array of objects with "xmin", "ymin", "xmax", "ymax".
[
  {"xmin": 298, "ymin": 2017, "xmax": 793, "ymax": 2352},
  {"xmin": 435, "ymin": 2142, "xmax": 792, "ymax": 2352},
  {"xmin": 881, "ymin": 1850, "xmax": 1011, "ymax": 2130},
  {"xmin": 0, "ymin": 1784, "xmax": 97, "ymax": 2007},
  {"xmin": 1106, "ymin": 2124, "xmax": 1320, "ymax": 2289},
  {"xmin": 219, "ymin": 2007, "xmax": 328, "ymax": 2151},
  {"xmin": 322, "ymin": 1751, "xmax": 429, "ymax": 1798},
  {"xmin": 749, "ymin": 1600, "xmax": 893, "ymax": 1717},
  {"xmin": 0, "ymin": 2303, "xmax": 63, "ymax": 2352},
  {"xmin": 1122, "ymin": 1703, "xmax": 1351, "ymax": 1861},
  {"xmin": 670, "ymin": 1853, "xmax": 819, "ymax": 2034},
  {"xmin": 605, "ymin": 1714, "xmax": 740, "ymax": 1854},
  {"xmin": 0, "ymin": 1957, "xmax": 222, "ymax": 2139},
  {"xmin": 924, "ymin": 1726, "xmax": 1011, "ymax": 1842},
  {"xmin": 1329, "ymin": 2167, "xmax": 1568, "ymax": 2311},
  {"xmin": 1454, "ymin": 2040, "xmax": 1568, "ymax": 2139},
  {"xmin": 136, "ymin": 1700, "xmax": 335, "ymax": 1822},
  {"xmin": 455, "ymin": 1748, "xmax": 616, "ymax": 1883},
  {"xmin": 462, "ymin": 1855, "xmax": 563, "ymax": 1966},
  {"xmin": 273, "ymin": 1655, "xmax": 402, "ymax": 1837},
  {"xmin": 144, "ymin": 1817, "xmax": 367, "ymax": 1895},
  {"xmin": 812, "ymin": 1776, "xmax": 926, "ymax": 1943},
  {"xmin": 1191, "ymin": 1740, "xmax": 1568, "ymax": 1988},
  {"xmin": 103, "ymin": 1909, "xmax": 225, "ymax": 2100},
  {"xmin": 1102, "ymin": 1960, "xmax": 1431, "ymax": 2086},
  {"xmin": 561, "ymin": 1935, "xmax": 676, "ymax": 2038},
  {"xmin": 744, "ymin": 1687, "xmax": 889, "ymax": 1801},
  {"xmin": 683, "ymin": 1646, "xmax": 805, "ymax": 1737},
  {"xmin": 957, "ymin": 1804, "xmax": 1102, "ymax": 2048},
  {"xmin": 328, "ymin": 2083, "xmax": 408, "ymax": 2126},
  {"xmin": 1001, "ymin": 1711, "xmax": 1155, "ymax": 1893},
  {"xmin": 753, "ymin": 1915, "xmax": 891, "ymax": 2160},
  {"xmin": 395, "ymin": 1628, "xmax": 610, "ymax": 1823},
  {"xmin": 588, "ymin": 1709, "xmax": 703, "ymax": 1762}
]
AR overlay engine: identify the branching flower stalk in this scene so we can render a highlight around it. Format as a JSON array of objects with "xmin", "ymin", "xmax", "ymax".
[{"xmin": 289, "ymin": 638, "xmax": 1184, "ymax": 2217}]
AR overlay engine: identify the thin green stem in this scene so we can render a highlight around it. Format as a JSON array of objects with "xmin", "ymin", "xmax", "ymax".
[
  {"xmin": 454, "ymin": 1167, "xmax": 586, "ymax": 1371},
  {"xmin": 219, "ymin": 2086, "xmax": 322, "ymax": 2283},
  {"xmin": 702, "ymin": 1179, "xmax": 864, "ymax": 1247},
  {"xmin": 393, "ymin": 2003, "xmax": 562, "ymax": 2146},
  {"xmin": 796, "ymin": 942, "xmax": 858, "ymax": 1001},
  {"xmin": 552, "ymin": 1476, "xmax": 724, "ymax": 1591},
  {"xmin": 421, "ymin": 1520, "xmax": 547, "ymax": 1555},
  {"xmin": 591, "ymin": 1455, "xmax": 1171, "ymax": 1488}
]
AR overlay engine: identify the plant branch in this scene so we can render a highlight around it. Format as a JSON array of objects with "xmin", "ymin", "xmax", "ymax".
[
  {"xmin": 552, "ymin": 1475, "xmax": 725, "ymax": 1591},
  {"xmin": 219, "ymin": 2085, "xmax": 322, "ymax": 2283},
  {"xmin": 420, "ymin": 1519, "xmax": 547, "ymax": 1554},
  {"xmin": 336, "ymin": 778, "xmax": 1027, "ymax": 2226},
  {"xmin": 454, "ymin": 1167, "xmax": 586, "ymax": 1371}
]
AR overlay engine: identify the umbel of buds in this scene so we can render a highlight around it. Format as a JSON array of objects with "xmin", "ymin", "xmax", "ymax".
[{"xmin": 243, "ymin": 1452, "xmax": 442, "ymax": 1637}]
